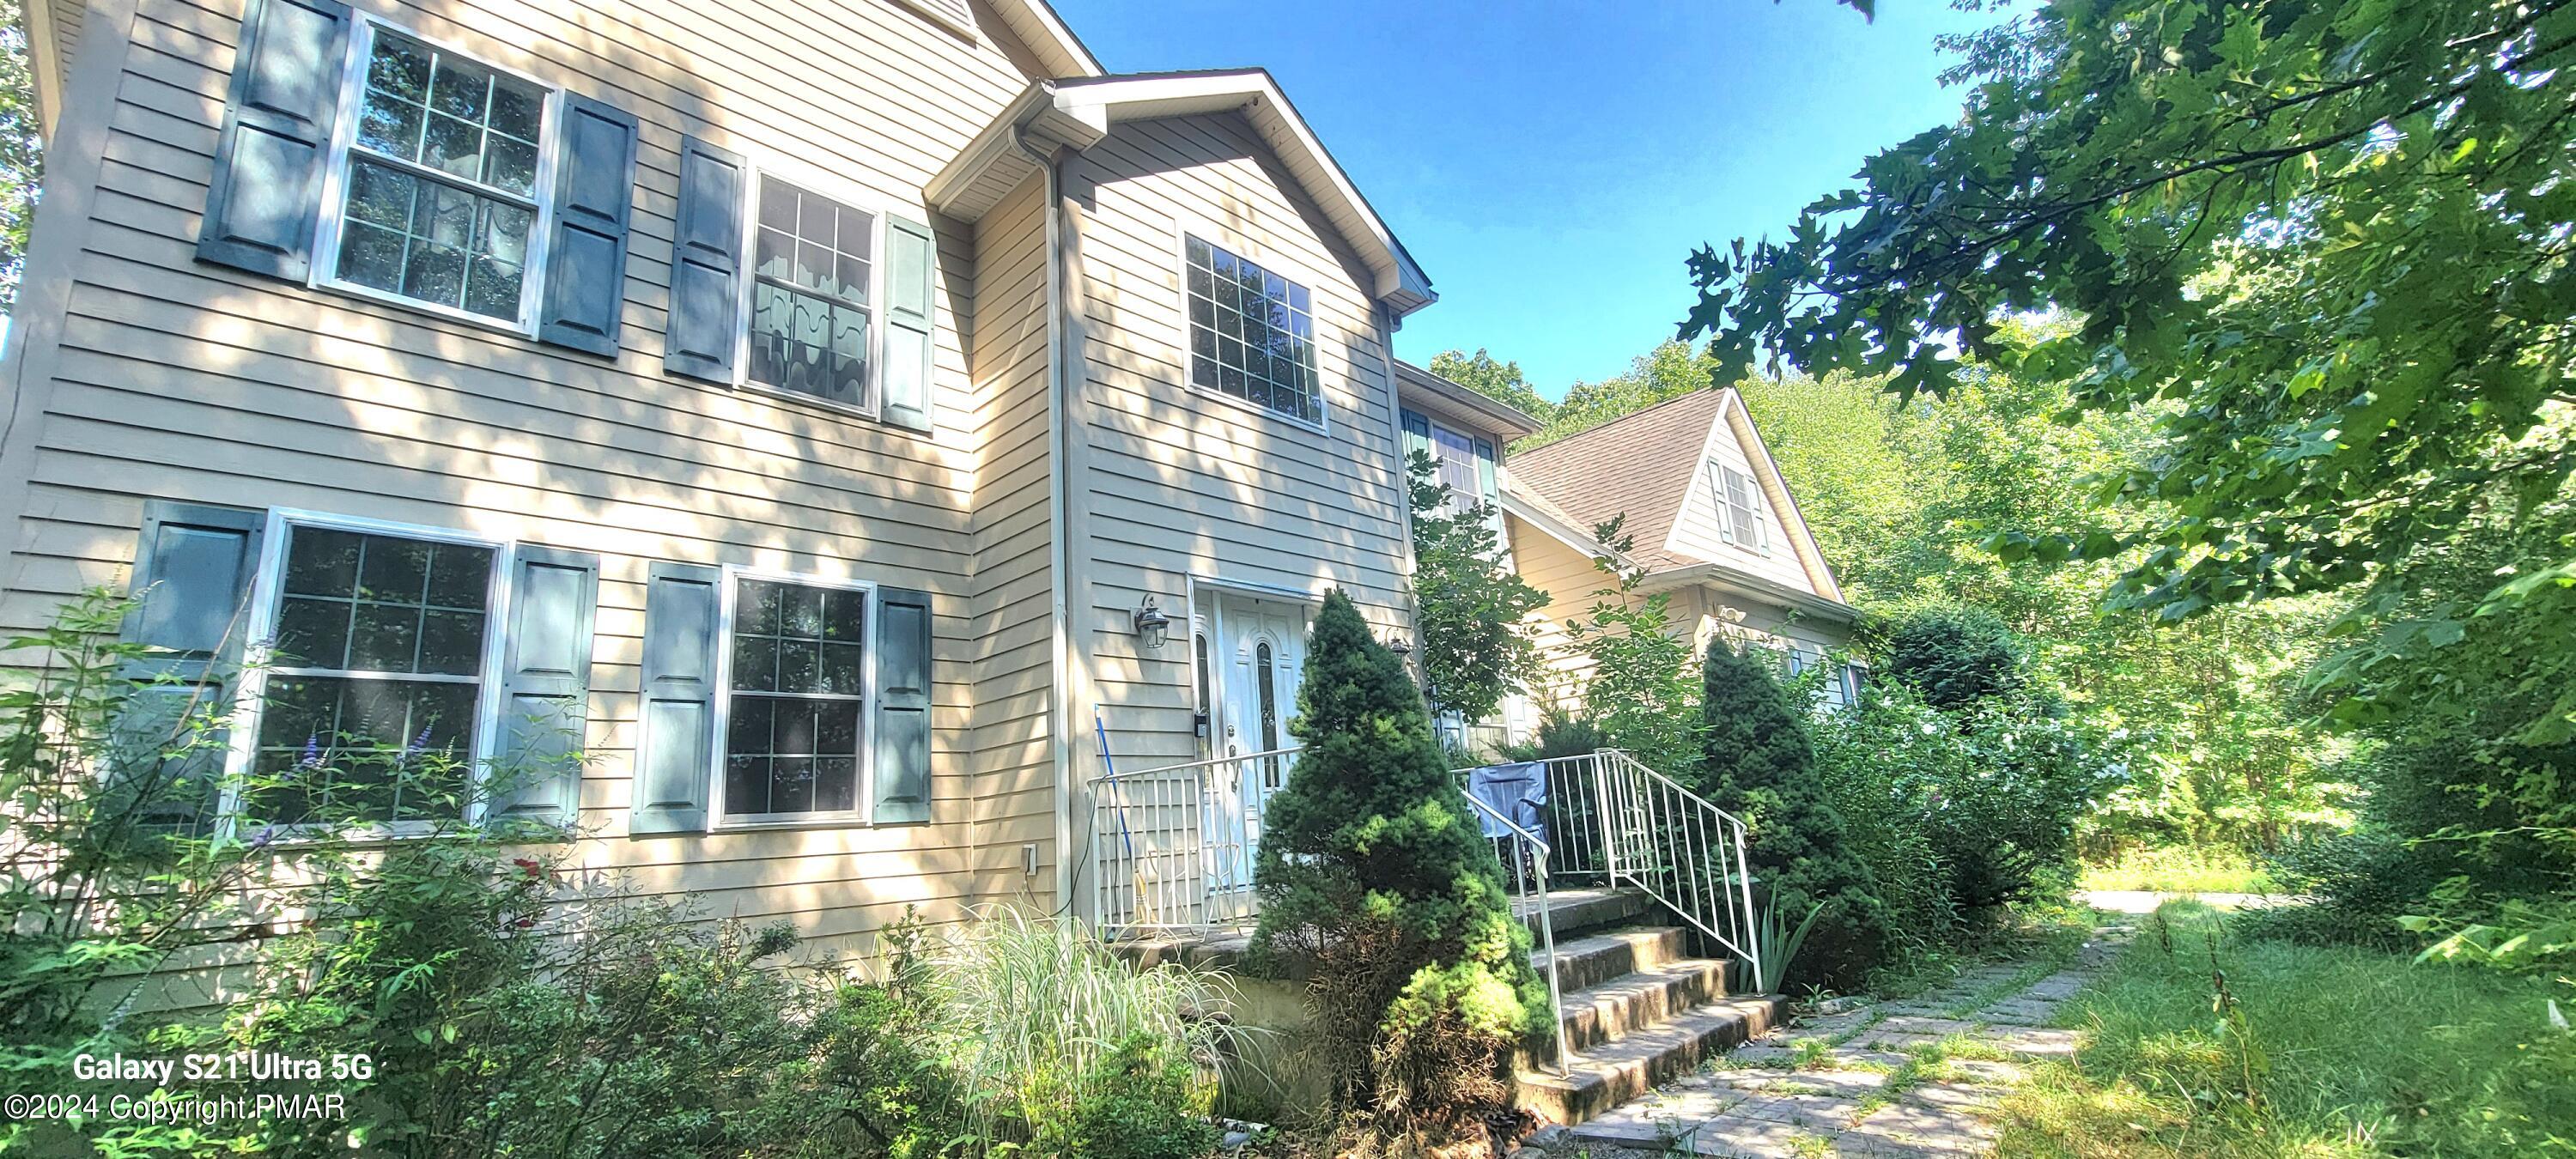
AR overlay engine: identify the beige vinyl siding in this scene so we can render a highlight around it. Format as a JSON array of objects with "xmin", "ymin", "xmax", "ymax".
[
  {"xmin": 1505, "ymin": 512, "xmax": 1614, "ymax": 710},
  {"xmin": 963, "ymin": 172, "xmax": 1058, "ymax": 907},
  {"xmin": 0, "ymin": 0, "xmax": 1065, "ymax": 956},
  {"xmin": 1064, "ymin": 111, "xmax": 1412, "ymax": 771},
  {"xmin": 1662, "ymin": 399, "xmax": 1823, "ymax": 595}
]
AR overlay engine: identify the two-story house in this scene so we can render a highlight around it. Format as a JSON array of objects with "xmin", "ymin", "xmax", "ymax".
[
  {"xmin": 1504, "ymin": 388, "xmax": 1861, "ymax": 711},
  {"xmin": 3, "ymin": 0, "xmax": 1437, "ymax": 969},
  {"xmin": 1389, "ymin": 369, "xmax": 1860, "ymax": 755}
]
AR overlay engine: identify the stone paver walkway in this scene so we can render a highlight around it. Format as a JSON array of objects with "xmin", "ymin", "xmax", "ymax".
[{"xmin": 1522, "ymin": 925, "xmax": 2131, "ymax": 1158}]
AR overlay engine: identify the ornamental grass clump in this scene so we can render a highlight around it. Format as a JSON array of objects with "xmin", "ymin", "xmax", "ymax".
[{"xmin": 1248, "ymin": 591, "xmax": 1543, "ymax": 1151}]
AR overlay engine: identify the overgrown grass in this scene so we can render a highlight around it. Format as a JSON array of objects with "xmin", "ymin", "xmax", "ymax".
[
  {"xmin": 1990, "ymin": 901, "xmax": 2576, "ymax": 1156},
  {"xmin": 2079, "ymin": 845, "xmax": 2277, "ymax": 895}
]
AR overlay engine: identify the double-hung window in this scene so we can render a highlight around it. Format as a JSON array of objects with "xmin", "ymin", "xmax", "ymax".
[
  {"xmin": 748, "ymin": 179, "xmax": 877, "ymax": 409},
  {"xmin": 321, "ymin": 23, "xmax": 556, "ymax": 326},
  {"xmin": 246, "ymin": 517, "xmax": 505, "ymax": 825},
  {"xmin": 1428, "ymin": 422, "xmax": 1483, "ymax": 516},
  {"xmin": 719, "ymin": 574, "xmax": 872, "ymax": 822},
  {"xmin": 1183, "ymin": 234, "xmax": 1322, "ymax": 427},
  {"xmin": 1711, "ymin": 461, "xmax": 1771, "ymax": 554}
]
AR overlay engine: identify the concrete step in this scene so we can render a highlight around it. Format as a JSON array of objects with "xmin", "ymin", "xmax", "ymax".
[
  {"xmin": 1516, "ymin": 886, "xmax": 1653, "ymax": 941},
  {"xmin": 1534, "ymin": 926, "xmax": 1690, "ymax": 994},
  {"xmin": 1515, "ymin": 996, "xmax": 1783, "ymax": 1126},
  {"xmin": 1553, "ymin": 957, "xmax": 1734, "ymax": 1052}
]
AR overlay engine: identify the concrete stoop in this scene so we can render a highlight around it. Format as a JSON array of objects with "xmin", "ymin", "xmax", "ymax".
[{"xmin": 1513, "ymin": 911, "xmax": 1782, "ymax": 1126}]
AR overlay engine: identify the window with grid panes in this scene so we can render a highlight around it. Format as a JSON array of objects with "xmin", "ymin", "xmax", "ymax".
[
  {"xmin": 1183, "ymin": 235, "xmax": 1321, "ymax": 425},
  {"xmin": 748, "ymin": 179, "xmax": 876, "ymax": 408},
  {"xmin": 331, "ymin": 29, "xmax": 549, "ymax": 322},
  {"xmin": 723, "ymin": 578, "xmax": 869, "ymax": 819},
  {"xmin": 255, "ymin": 525, "xmax": 497, "ymax": 822}
]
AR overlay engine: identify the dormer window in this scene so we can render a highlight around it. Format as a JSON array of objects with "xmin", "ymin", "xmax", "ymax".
[{"xmin": 1711, "ymin": 462, "xmax": 1771, "ymax": 555}]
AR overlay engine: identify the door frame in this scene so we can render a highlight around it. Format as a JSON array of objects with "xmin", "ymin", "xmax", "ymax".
[
  {"xmin": 1184, "ymin": 575, "xmax": 1324, "ymax": 762},
  {"xmin": 1186, "ymin": 576, "xmax": 1321, "ymax": 905}
]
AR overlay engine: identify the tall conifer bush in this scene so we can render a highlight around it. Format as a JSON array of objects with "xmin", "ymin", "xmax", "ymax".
[
  {"xmin": 1249, "ymin": 591, "xmax": 1542, "ymax": 1145},
  {"xmin": 1699, "ymin": 638, "xmax": 1886, "ymax": 986}
]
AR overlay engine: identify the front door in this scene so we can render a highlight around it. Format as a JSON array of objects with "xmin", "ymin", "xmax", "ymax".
[{"xmin": 1203, "ymin": 592, "xmax": 1309, "ymax": 897}]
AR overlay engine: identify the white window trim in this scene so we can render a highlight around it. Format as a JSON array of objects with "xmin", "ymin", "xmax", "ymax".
[
  {"xmin": 1172, "ymin": 224, "xmax": 1333, "ymax": 437},
  {"xmin": 707, "ymin": 564, "xmax": 884, "ymax": 830},
  {"xmin": 220, "ymin": 508, "xmax": 519, "ymax": 842},
  {"xmin": 308, "ymin": 15, "xmax": 566, "ymax": 337},
  {"xmin": 1424, "ymin": 416, "xmax": 1498, "ymax": 514},
  {"xmin": 1709, "ymin": 460, "xmax": 1772, "ymax": 557},
  {"xmin": 727, "ymin": 163, "xmax": 895, "ymax": 423}
]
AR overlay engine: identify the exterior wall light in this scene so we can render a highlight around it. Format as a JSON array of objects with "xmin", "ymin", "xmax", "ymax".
[{"xmin": 1132, "ymin": 596, "xmax": 1172, "ymax": 651}]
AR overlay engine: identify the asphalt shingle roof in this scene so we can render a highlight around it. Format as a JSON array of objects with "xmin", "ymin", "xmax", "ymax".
[{"xmin": 1506, "ymin": 390, "xmax": 1728, "ymax": 569}]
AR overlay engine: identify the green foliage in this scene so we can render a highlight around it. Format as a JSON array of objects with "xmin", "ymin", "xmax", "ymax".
[
  {"xmin": 1883, "ymin": 606, "xmax": 2026, "ymax": 710},
  {"xmin": 1808, "ymin": 691, "xmax": 1964, "ymax": 965},
  {"xmin": 1404, "ymin": 449, "xmax": 1548, "ymax": 724},
  {"xmin": 0, "ymin": 14, "xmax": 39, "ymax": 314},
  {"xmin": 1683, "ymin": 0, "xmax": 2576, "ymax": 745},
  {"xmin": 1698, "ymin": 638, "xmax": 1882, "ymax": 984},
  {"xmin": 1738, "ymin": 367, "xmax": 2352, "ymax": 853},
  {"xmin": 915, "ymin": 907, "xmax": 1234, "ymax": 1154},
  {"xmin": 1498, "ymin": 708, "xmax": 1609, "ymax": 764},
  {"xmin": 2077, "ymin": 845, "xmax": 2275, "ymax": 895},
  {"xmin": 1751, "ymin": 897, "xmax": 1826, "ymax": 995},
  {"xmin": 1048, "ymin": 1034, "xmax": 1220, "ymax": 1159},
  {"xmin": 1423, "ymin": 348, "xmax": 1552, "ymax": 423},
  {"xmin": 1563, "ymin": 516, "xmax": 1703, "ymax": 780},
  {"xmin": 1248, "ymin": 590, "xmax": 1539, "ymax": 1141},
  {"xmin": 1522, "ymin": 340, "xmax": 1716, "ymax": 450},
  {"xmin": 1991, "ymin": 902, "xmax": 2576, "ymax": 1156}
]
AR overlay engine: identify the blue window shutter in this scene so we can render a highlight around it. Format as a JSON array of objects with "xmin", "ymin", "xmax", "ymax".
[
  {"xmin": 537, "ymin": 95, "xmax": 639, "ymax": 357},
  {"xmin": 197, "ymin": 0, "xmax": 350, "ymax": 279},
  {"xmin": 882, "ymin": 215, "xmax": 936, "ymax": 432},
  {"xmin": 489, "ymin": 546, "xmax": 599, "ymax": 827},
  {"xmin": 663, "ymin": 137, "xmax": 747, "ymax": 381},
  {"xmin": 871, "ymin": 586, "xmax": 934, "ymax": 824},
  {"xmin": 631, "ymin": 561, "xmax": 720, "ymax": 834},
  {"xmin": 117, "ymin": 501, "xmax": 266, "ymax": 831}
]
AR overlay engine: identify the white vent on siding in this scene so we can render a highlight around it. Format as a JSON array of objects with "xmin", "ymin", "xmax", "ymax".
[{"xmin": 895, "ymin": 0, "xmax": 976, "ymax": 36}]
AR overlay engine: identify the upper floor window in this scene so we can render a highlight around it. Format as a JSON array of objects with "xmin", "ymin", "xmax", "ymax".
[
  {"xmin": 1711, "ymin": 462, "xmax": 1771, "ymax": 555},
  {"xmin": 325, "ymin": 27, "xmax": 555, "ymax": 325},
  {"xmin": 750, "ymin": 179, "xmax": 877, "ymax": 409},
  {"xmin": 1184, "ymin": 235, "xmax": 1322, "ymax": 427}
]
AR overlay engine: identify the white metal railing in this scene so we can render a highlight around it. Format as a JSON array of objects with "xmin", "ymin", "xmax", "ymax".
[
  {"xmin": 1090, "ymin": 746, "xmax": 1299, "ymax": 931},
  {"xmin": 1088, "ymin": 745, "xmax": 1765, "ymax": 993},
  {"xmin": 1580, "ymin": 749, "xmax": 1765, "ymax": 986},
  {"xmin": 1460, "ymin": 791, "xmax": 1570, "ymax": 1076}
]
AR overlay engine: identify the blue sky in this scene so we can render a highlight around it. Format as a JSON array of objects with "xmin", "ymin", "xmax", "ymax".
[{"xmin": 1049, "ymin": 0, "xmax": 2005, "ymax": 401}]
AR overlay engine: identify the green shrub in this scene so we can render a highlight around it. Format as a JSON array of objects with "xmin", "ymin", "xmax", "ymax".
[
  {"xmin": 1913, "ymin": 692, "xmax": 2115, "ymax": 910},
  {"xmin": 1808, "ymin": 694, "xmax": 1960, "ymax": 964},
  {"xmin": 1883, "ymin": 605, "xmax": 2026, "ymax": 710},
  {"xmin": 1699, "ymin": 637, "xmax": 1884, "ymax": 987},
  {"xmin": 1052, "ymin": 1034, "xmax": 1222, "ymax": 1159},
  {"xmin": 1499, "ymin": 707, "xmax": 1609, "ymax": 762},
  {"xmin": 919, "ymin": 907, "xmax": 1235, "ymax": 1155},
  {"xmin": 1249, "ymin": 590, "xmax": 1539, "ymax": 1144}
]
